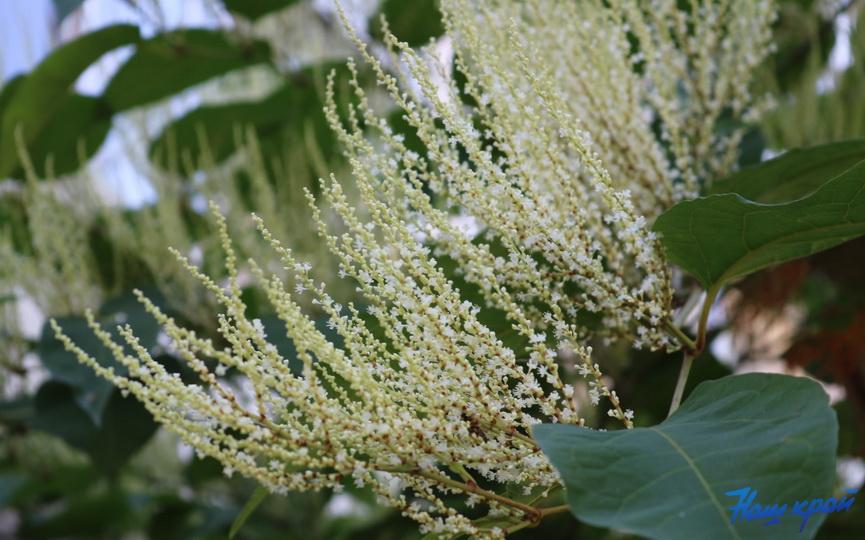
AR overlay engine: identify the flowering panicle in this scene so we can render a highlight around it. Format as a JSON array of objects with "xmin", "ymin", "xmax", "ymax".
[
  {"xmin": 53, "ymin": 197, "xmax": 622, "ymax": 537},
  {"xmin": 50, "ymin": 0, "xmax": 779, "ymax": 536}
]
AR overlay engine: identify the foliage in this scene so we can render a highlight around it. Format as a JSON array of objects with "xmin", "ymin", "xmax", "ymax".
[
  {"xmin": 535, "ymin": 373, "xmax": 838, "ymax": 539},
  {"xmin": 2, "ymin": 0, "xmax": 865, "ymax": 539}
]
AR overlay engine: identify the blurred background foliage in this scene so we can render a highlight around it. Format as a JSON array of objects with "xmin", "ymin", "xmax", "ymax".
[{"xmin": 1, "ymin": 0, "xmax": 864, "ymax": 538}]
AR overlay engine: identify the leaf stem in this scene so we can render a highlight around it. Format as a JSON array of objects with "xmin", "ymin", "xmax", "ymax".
[
  {"xmin": 668, "ymin": 351, "xmax": 694, "ymax": 416},
  {"xmin": 663, "ymin": 318, "xmax": 697, "ymax": 354},
  {"xmin": 539, "ymin": 504, "xmax": 571, "ymax": 517},
  {"xmin": 695, "ymin": 284, "xmax": 722, "ymax": 353},
  {"xmin": 667, "ymin": 285, "xmax": 723, "ymax": 415},
  {"xmin": 500, "ymin": 504, "xmax": 571, "ymax": 535}
]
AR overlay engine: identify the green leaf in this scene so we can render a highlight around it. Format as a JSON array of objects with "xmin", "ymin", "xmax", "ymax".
[
  {"xmin": 26, "ymin": 381, "xmax": 159, "ymax": 475},
  {"xmin": 0, "ymin": 75, "xmax": 25, "ymax": 113},
  {"xmin": 709, "ymin": 139, "xmax": 865, "ymax": 203},
  {"xmin": 104, "ymin": 29, "xmax": 272, "ymax": 112},
  {"xmin": 7, "ymin": 93, "xmax": 113, "ymax": 178},
  {"xmin": 653, "ymin": 157, "xmax": 865, "ymax": 292},
  {"xmin": 229, "ymin": 485, "xmax": 269, "ymax": 539},
  {"xmin": 39, "ymin": 289, "xmax": 165, "ymax": 424},
  {"xmin": 373, "ymin": 0, "xmax": 445, "ymax": 47},
  {"xmin": 0, "ymin": 24, "xmax": 140, "ymax": 178},
  {"xmin": 533, "ymin": 373, "xmax": 838, "ymax": 540},
  {"xmin": 221, "ymin": 0, "xmax": 301, "ymax": 21},
  {"xmin": 38, "ymin": 316, "xmax": 124, "ymax": 424},
  {"xmin": 20, "ymin": 481, "xmax": 131, "ymax": 537}
]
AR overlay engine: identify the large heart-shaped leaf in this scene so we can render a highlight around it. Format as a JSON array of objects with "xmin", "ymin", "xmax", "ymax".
[
  {"xmin": 708, "ymin": 139, "xmax": 865, "ymax": 203},
  {"xmin": 653, "ymin": 157, "xmax": 865, "ymax": 292},
  {"xmin": 533, "ymin": 373, "xmax": 838, "ymax": 539}
]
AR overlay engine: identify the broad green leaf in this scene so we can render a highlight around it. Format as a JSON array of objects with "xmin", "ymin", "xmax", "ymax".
[
  {"xmin": 39, "ymin": 289, "xmax": 165, "ymax": 423},
  {"xmin": 653, "ymin": 158, "xmax": 865, "ymax": 292},
  {"xmin": 39, "ymin": 316, "xmax": 123, "ymax": 424},
  {"xmin": 7, "ymin": 93, "xmax": 112, "ymax": 178},
  {"xmin": 26, "ymin": 381, "xmax": 159, "ymax": 475},
  {"xmin": 0, "ymin": 24, "xmax": 140, "ymax": 178},
  {"xmin": 221, "ymin": 0, "xmax": 301, "ymax": 21},
  {"xmin": 373, "ymin": 0, "xmax": 445, "ymax": 47},
  {"xmin": 0, "ymin": 75, "xmax": 25, "ymax": 113},
  {"xmin": 104, "ymin": 29, "xmax": 272, "ymax": 112},
  {"xmin": 709, "ymin": 139, "xmax": 865, "ymax": 203},
  {"xmin": 533, "ymin": 373, "xmax": 838, "ymax": 539},
  {"xmin": 229, "ymin": 485, "xmax": 269, "ymax": 539}
]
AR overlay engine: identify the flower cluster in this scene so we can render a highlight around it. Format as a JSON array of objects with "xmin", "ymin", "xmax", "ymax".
[{"xmin": 53, "ymin": 0, "xmax": 777, "ymax": 536}]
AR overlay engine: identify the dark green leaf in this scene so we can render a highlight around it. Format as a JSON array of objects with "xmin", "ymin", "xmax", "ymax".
[
  {"xmin": 26, "ymin": 381, "xmax": 159, "ymax": 475},
  {"xmin": 0, "ymin": 24, "xmax": 140, "ymax": 178},
  {"xmin": 27, "ymin": 381, "xmax": 101, "ymax": 454},
  {"xmin": 104, "ymin": 29, "xmax": 272, "ymax": 112},
  {"xmin": 39, "ymin": 289, "xmax": 165, "ymax": 423},
  {"xmin": 709, "ymin": 139, "xmax": 865, "ymax": 203},
  {"xmin": 221, "ymin": 0, "xmax": 300, "ymax": 21},
  {"xmin": 19, "ymin": 482, "xmax": 131, "ymax": 537},
  {"xmin": 229, "ymin": 485, "xmax": 269, "ymax": 538},
  {"xmin": 653, "ymin": 158, "xmax": 865, "ymax": 292},
  {"xmin": 7, "ymin": 94, "xmax": 112, "ymax": 178},
  {"xmin": 0, "ymin": 75, "xmax": 25, "ymax": 113},
  {"xmin": 12, "ymin": 463, "xmax": 100, "ymax": 500},
  {"xmin": 533, "ymin": 373, "xmax": 838, "ymax": 539},
  {"xmin": 373, "ymin": 0, "xmax": 445, "ymax": 47},
  {"xmin": 39, "ymin": 316, "xmax": 123, "ymax": 424}
]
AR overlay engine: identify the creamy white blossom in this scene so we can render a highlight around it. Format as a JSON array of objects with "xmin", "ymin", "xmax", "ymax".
[{"xmin": 51, "ymin": 0, "xmax": 777, "ymax": 536}]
